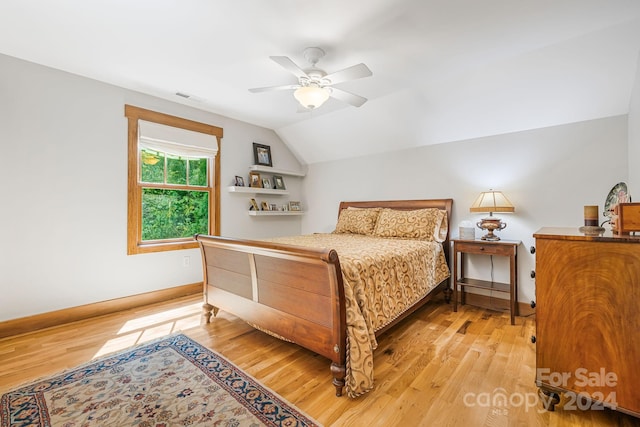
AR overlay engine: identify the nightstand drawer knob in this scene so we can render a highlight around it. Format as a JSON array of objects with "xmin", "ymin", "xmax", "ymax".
[{"xmin": 479, "ymin": 247, "xmax": 484, "ymax": 251}]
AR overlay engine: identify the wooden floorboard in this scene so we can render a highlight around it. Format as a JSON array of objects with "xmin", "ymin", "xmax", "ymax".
[{"xmin": 0, "ymin": 294, "xmax": 638, "ymax": 427}]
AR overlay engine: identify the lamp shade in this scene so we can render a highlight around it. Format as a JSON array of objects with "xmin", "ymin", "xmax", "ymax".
[
  {"xmin": 294, "ymin": 85, "xmax": 330, "ymax": 109},
  {"xmin": 469, "ymin": 190, "xmax": 515, "ymax": 214}
]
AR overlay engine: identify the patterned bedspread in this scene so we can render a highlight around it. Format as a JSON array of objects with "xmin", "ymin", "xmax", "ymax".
[{"xmin": 264, "ymin": 233, "xmax": 450, "ymax": 397}]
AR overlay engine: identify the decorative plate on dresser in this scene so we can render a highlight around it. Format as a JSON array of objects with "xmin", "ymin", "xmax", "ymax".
[{"xmin": 604, "ymin": 182, "xmax": 629, "ymax": 218}]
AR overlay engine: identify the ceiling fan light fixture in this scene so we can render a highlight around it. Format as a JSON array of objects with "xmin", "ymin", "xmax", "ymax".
[{"xmin": 294, "ymin": 85, "xmax": 330, "ymax": 109}]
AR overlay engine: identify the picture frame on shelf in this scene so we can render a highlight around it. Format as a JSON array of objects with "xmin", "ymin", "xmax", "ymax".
[
  {"xmin": 289, "ymin": 201, "xmax": 301, "ymax": 211},
  {"xmin": 262, "ymin": 178, "xmax": 272, "ymax": 189},
  {"xmin": 253, "ymin": 143, "xmax": 272, "ymax": 167},
  {"xmin": 273, "ymin": 175, "xmax": 286, "ymax": 190},
  {"xmin": 249, "ymin": 198, "xmax": 259, "ymax": 211},
  {"xmin": 270, "ymin": 203, "xmax": 277, "ymax": 211},
  {"xmin": 249, "ymin": 171, "xmax": 262, "ymax": 188},
  {"xmin": 234, "ymin": 176, "xmax": 245, "ymax": 187},
  {"xmin": 261, "ymin": 201, "xmax": 270, "ymax": 211}
]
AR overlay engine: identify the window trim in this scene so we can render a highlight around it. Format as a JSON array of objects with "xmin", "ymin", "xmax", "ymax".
[{"xmin": 125, "ymin": 105, "xmax": 222, "ymax": 255}]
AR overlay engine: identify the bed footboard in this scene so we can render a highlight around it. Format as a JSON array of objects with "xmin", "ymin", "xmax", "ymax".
[{"xmin": 195, "ymin": 234, "xmax": 348, "ymax": 396}]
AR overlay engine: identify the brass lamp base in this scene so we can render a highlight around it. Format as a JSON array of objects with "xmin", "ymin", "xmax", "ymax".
[{"xmin": 477, "ymin": 217, "xmax": 506, "ymax": 241}]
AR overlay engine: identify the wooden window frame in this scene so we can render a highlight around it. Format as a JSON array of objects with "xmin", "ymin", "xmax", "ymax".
[{"xmin": 125, "ymin": 105, "xmax": 222, "ymax": 255}]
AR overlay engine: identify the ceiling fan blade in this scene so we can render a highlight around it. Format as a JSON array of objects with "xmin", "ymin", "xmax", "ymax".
[
  {"xmin": 248, "ymin": 84, "xmax": 299, "ymax": 93},
  {"xmin": 323, "ymin": 63, "xmax": 372, "ymax": 85},
  {"xmin": 328, "ymin": 87, "xmax": 368, "ymax": 107},
  {"xmin": 269, "ymin": 56, "xmax": 309, "ymax": 80}
]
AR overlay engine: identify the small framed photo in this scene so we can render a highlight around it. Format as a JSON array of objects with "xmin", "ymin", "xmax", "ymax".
[
  {"xmin": 249, "ymin": 198, "xmax": 259, "ymax": 211},
  {"xmin": 273, "ymin": 175, "xmax": 286, "ymax": 190},
  {"xmin": 261, "ymin": 201, "xmax": 270, "ymax": 211},
  {"xmin": 249, "ymin": 171, "xmax": 262, "ymax": 188},
  {"xmin": 262, "ymin": 178, "xmax": 272, "ymax": 189},
  {"xmin": 270, "ymin": 203, "xmax": 278, "ymax": 211},
  {"xmin": 234, "ymin": 176, "xmax": 245, "ymax": 187},
  {"xmin": 289, "ymin": 201, "xmax": 301, "ymax": 211},
  {"xmin": 253, "ymin": 143, "xmax": 272, "ymax": 167}
]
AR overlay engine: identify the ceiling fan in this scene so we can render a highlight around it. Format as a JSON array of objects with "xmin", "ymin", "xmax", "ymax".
[{"xmin": 249, "ymin": 47, "xmax": 373, "ymax": 110}]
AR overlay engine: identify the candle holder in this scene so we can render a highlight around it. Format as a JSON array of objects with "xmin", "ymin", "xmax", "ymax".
[
  {"xmin": 578, "ymin": 225, "xmax": 605, "ymax": 236},
  {"xmin": 580, "ymin": 205, "xmax": 604, "ymax": 235}
]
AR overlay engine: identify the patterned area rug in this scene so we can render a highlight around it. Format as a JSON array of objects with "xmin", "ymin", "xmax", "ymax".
[{"xmin": 1, "ymin": 334, "xmax": 321, "ymax": 427}]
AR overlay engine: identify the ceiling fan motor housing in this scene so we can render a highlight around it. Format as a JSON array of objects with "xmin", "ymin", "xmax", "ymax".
[{"xmin": 301, "ymin": 69, "xmax": 328, "ymax": 87}]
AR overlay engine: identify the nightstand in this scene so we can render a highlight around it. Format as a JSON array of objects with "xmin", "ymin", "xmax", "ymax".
[{"xmin": 452, "ymin": 238, "xmax": 520, "ymax": 325}]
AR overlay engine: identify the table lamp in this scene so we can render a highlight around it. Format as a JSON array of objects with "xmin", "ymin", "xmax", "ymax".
[{"xmin": 469, "ymin": 190, "xmax": 515, "ymax": 241}]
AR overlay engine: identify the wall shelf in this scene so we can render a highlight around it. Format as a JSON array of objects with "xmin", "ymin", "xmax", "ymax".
[
  {"xmin": 248, "ymin": 210, "xmax": 305, "ymax": 216},
  {"xmin": 249, "ymin": 165, "xmax": 306, "ymax": 177},
  {"xmin": 227, "ymin": 186, "xmax": 289, "ymax": 196},
  {"xmin": 232, "ymin": 164, "xmax": 304, "ymax": 219}
]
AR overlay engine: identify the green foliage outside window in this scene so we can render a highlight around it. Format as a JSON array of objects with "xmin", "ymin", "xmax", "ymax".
[
  {"xmin": 141, "ymin": 150, "xmax": 165, "ymax": 183},
  {"xmin": 140, "ymin": 148, "xmax": 210, "ymax": 241},
  {"xmin": 167, "ymin": 155, "xmax": 187, "ymax": 185},
  {"xmin": 188, "ymin": 158, "xmax": 207, "ymax": 186},
  {"xmin": 142, "ymin": 189, "xmax": 209, "ymax": 240}
]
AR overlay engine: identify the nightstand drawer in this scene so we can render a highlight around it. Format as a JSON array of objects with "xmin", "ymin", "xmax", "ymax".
[{"xmin": 455, "ymin": 241, "xmax": 514, "ymax": 256}]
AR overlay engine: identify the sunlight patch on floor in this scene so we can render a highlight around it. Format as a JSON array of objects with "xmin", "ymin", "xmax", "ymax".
[
  {"xmin": 93, "ymin": 332, "xmax": 142, "ymax": 358},
  {"xmin": 92, "ymin": 302, "xmax": 202, "ymax": 359},
  {"xmin": 117, "ymin": 302, "xmax": 202, "ymax": 334}
]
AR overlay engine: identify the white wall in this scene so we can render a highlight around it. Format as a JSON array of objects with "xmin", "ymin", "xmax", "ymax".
[
  {"xmin": 301, "ymin": 116, "xmax": 629, "ymax": 305},
  {"xmin": 628, "ymin": 53, "xmax": 640, "ymax": 192},
  {"xmin": 0, "ymin": 54, "xmax": 303, "ymax": 321}
]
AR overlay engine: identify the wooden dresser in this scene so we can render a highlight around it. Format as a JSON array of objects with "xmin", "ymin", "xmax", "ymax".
[{"xmin": 533, "ymin": 227, "xmax": 640, "ymax": 417}]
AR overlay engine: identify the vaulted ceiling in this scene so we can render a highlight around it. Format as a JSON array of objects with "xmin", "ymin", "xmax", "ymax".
[{"xmin": 2, "ymin": 1, "xmax": 640, "ymax": 164}]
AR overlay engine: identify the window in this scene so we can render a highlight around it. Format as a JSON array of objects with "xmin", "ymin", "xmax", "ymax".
[{"xmin": 125, "ymin": 105, "xmax": 222, "ymax": 254}]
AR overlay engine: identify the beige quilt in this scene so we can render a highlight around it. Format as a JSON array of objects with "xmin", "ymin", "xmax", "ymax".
[{"xmin": 265, "ymin": 233, "xmax": 450, "ymax": 397}]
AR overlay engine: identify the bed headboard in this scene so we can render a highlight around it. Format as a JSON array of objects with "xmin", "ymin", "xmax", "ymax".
[
  {"xmin": 338, "ymin": 199, "xmax": 453, "ymax": 218},
  {"xmin": 337, "ymin": 198, "xmax": 454, "ymax": 265}
]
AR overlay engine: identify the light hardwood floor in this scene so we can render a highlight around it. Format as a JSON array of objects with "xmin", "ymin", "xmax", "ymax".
[{"xmin": 1, "ymin": 294, "xmax": 638, "ymax": 427}]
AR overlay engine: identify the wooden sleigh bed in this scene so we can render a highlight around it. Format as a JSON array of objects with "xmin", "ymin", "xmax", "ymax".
[{"xmin": 195, "ymin": 199, "xmax": 453, "ymax": 397}]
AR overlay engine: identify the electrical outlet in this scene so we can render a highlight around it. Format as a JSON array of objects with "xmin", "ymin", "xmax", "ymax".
[{"xmin": 183, "ymin": 256, "xmax": 190, "ymax": 267}]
